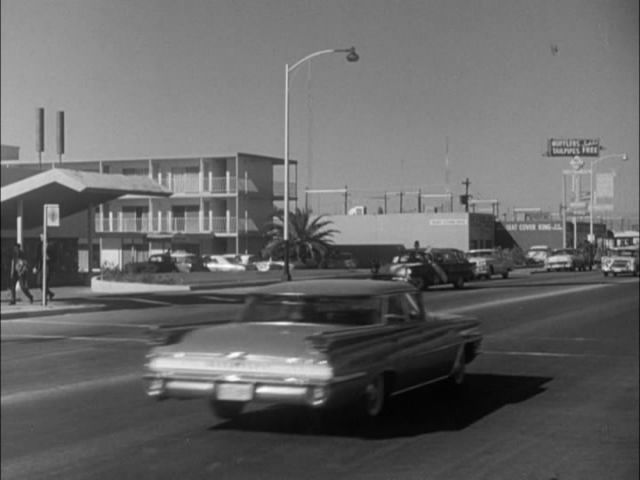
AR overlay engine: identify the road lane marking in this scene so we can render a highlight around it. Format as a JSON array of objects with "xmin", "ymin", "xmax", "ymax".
[
  {"xmin": 104, "ymin": 296, "xmax": 173, "ymax": 305},
  {"xmin": 1, "ymin": 333, "xmax": 148, "ymax": 344},
  {"xmin": 1, "ymin": 372, "xmax": 140, "ymax": 406},
  {"xmin": 442, "ymin": 283, "xmax": 609, "ymax": 314},
  {"xmin": 482, "ymin": 350, "xmax": 637, "ymax": 359},
  {"xmin": 2, "ymin": 318, "xmax": 153, "ymax": 328}
]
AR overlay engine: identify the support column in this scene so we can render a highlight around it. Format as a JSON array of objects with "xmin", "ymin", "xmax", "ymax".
[
  {"xmin": 87, "ymin": 204, "xmax": 94, "ymax": 273},
  {"xmin": 16, "ymin": 199, "xmax": 23, "ymax": 246}
]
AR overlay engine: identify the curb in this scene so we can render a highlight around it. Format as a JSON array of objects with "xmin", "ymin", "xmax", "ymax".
[{"xmin": 1, "ymin": 302, "xmax": 107, "ymax": 321}]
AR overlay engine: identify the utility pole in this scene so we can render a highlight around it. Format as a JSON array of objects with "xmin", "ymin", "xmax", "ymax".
[{"xmin": 462, "ymin": 178, "xmax": 471, "ymax": 213}]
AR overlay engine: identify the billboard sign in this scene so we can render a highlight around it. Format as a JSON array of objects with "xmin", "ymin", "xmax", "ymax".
[
  {"xmin": 595, "ymin": 172, "xmax": 614, "ymax": 199},
  {"xmin": 547, "ymin": 138, "xmax": 600, "ymax": 157}
]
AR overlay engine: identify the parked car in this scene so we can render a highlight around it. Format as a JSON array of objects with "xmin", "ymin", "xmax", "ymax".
[
  {"xmin": 232, "ymin": 254, "xmax": 259, "ymax": 269},
  {"xmin": 170, "ymin": 250, "xmax": 207, "ymax": 273},
  {"xmin": 375, "ymin": 247, "xmax": 474, "ymax": 290},
  {"xmin": 144, "ymin": 279, "xmax": 482, "ymax": 420},
  {"xmin": 465, "ymin": 249, "xmax": 512, "ymax": 279},
  {"xmin": 525, "ymin": 245, "xmax": 553, "ymax": 266},
  {"xmin": 203, "ymin": 254, "xmax": 247, "ymax": 273},
  {"xmin": 544, "ymin": 248, "xmax": 587, "ymax": 272},
  {"xmin": 600, "ymin": 246, "xmax": 639, "ymax": 277},
  {"xmin": 124, "ymin": 253, "xmax": 178, "ymax": 274},
  {"xmin": 255, "ymin": 258, "xmax": 295, "ymax": 272},
  {"xmin": 321, "ymin": 251, "xmax": 358, "ymax": 269}
]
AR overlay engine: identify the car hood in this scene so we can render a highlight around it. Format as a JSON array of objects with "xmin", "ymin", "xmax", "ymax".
[
  {"xmin": 547, "ymin": 254, "xmax": 572, "ymax": 262},
  {"xmin": 159, "ymin": 322, "xmax": 349, "ymax": 358},
  {"xmin": 382, "ymin": 262, "xmax": 423, "ymax": 273}
]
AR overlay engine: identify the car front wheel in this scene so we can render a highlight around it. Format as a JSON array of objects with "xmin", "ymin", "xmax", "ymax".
[
  {"xmin": 453, "ymin": 276, "xmax": 464, "ymax": 289},
  {"xmin": 209, "ymin": 400, "xmax": 245, "ymax": 420},
  {"xmin": 362, "ymin": 374, "xmax": 386, "ymax": 418}
]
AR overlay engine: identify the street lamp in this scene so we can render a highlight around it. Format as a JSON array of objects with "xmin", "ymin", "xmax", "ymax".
[
  {"xmin": 282, "ymin": 47, "xmax": 359, "ymax": 281},
  {"xmin": 589, "ymin": 153, "xmax": 628, "ymax": 242}
]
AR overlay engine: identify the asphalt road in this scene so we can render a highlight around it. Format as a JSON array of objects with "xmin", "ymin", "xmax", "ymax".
[{"xmin": 1, "ymin": 271, "xmax": 638, "ymax": 480}]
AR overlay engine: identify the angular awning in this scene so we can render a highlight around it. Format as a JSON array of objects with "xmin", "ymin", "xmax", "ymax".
[{"xmin": 1, "ymin": 166, "xmax": 172, "ymax": 230}]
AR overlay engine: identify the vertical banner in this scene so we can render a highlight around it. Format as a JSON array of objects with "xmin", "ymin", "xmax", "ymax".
[
  {"xmin": 594, "ymin": 172, "xmax": 615, "ymax": 211},
  {"xmin": 56, "ymin": 111, "xmax": 65, "ymax": 161},
  {"xmin": 36, "ymin": 107, "xmax": 45, "ymax": 153}
]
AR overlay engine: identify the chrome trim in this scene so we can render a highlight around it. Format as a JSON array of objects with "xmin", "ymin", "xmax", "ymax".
[{"xmin": 391, "ymin": 374, "xmax": 451, "ymax": 396}]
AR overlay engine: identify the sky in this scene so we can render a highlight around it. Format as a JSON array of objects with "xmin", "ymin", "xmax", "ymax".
[{"xmin": 2, "ymin": 0, "xmax": 638, "ymax": 219}]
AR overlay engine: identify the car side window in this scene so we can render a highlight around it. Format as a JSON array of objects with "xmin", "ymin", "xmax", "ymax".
[
  {"xmin": 384, "ymin": 295, "xmax": 407, "ymax": 324},
  {"xmin": 403, "ymin": 292, "xmax": 423, "ymax": 322}
]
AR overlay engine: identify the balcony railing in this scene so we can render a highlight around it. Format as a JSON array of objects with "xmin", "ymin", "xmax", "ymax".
[
  {"xmin": 96, "ymin": 215, "xmax": 242, "ymax": 235},
  {"xmin": 96, "ymin": 216, "xmax": 151, "ymax": 233},
  {"xmin": 161, "ymin": 175, "xmax": 241, "ymax": 194}
]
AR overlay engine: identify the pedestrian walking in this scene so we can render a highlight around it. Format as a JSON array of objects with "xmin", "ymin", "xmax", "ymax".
[
  {"xmin": 34, "ymin": 233, "xmax": 55, "ymax": 301},
  {"xmin": 9, "ymin": 243, "xmax": 34, "ymax": 305}
]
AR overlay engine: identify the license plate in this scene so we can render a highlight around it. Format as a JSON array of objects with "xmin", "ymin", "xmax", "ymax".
[{"xmin": 216, "ymin": 382, "xmax": 253, "ymax": 401}]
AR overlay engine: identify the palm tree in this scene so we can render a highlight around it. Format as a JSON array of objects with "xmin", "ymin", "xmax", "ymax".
[{"xmin": 262, "ymin": 208, "xmax": 339, "ymax": 265}]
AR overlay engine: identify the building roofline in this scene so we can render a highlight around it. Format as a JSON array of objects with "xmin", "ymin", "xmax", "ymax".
[{"xmin": 1, "ymin": 152, "xmax": 297, "ymax": 166}]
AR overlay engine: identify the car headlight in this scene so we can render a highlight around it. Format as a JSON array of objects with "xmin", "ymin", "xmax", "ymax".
[{"xmin": 395, "ymin": 267, "xmax": 410, "ymax": 278}]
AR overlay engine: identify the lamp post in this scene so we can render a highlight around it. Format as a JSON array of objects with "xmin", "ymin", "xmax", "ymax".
[
  {"xmin": 282, "ymin": 47, "xmax": 359, "ymax": 281},
  {"xmin": 589, "ymin": 153, "xmax": 628, "ymax": 242}
]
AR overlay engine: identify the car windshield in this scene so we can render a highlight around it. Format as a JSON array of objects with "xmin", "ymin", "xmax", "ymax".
[
  {"xmin": 614, "ymin": 249, "xmax": 638, "ymax": 258},
  {"xmin": 467, "ymin": 251, "xmax": 493, "ymax": 258},
  {"xmin": 393, "ymin": 252, "xmax": 425, "ymax": 263},
  {"xmin": 552, "ymin": 249, "xmax": 574, "ymax": 255},
  {"xmin": 240, "ymin": 295, "xmax": 380, "ymax": 326}
]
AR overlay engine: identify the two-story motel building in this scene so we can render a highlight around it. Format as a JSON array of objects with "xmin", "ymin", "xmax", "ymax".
[{"xmin": 2, "ymin": 153, "xmax": 296, "ymax": 271}]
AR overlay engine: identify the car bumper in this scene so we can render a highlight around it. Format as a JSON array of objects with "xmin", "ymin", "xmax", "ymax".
[
  {"xmin": 546, "ymin": 262, "xmax": 572, "ymax": 270},
  {"xmin": 602, "ymin": 266, "xmax": 636, "ymax": 274},
  {"xmin": 143, "ymin": 372, "xmax": 366, "ymax": 409}
]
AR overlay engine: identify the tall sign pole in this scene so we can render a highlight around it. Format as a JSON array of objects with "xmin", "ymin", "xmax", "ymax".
[
  {"xmin": 42, "ymin": 204, "xmax": 60, "ymax": 306},
  {"xmin": 56, "ymin": 111, "xmax": 65, "ymax": 165},
  {"xmin": 36, "ymin": 108, "xmax": 45, "ymax": 169}
]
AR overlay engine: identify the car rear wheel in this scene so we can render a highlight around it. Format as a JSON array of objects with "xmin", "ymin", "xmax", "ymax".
[
  {"xmin": 446, "ymin": 347, "xmax": 466, "ymax": 393},
  {"xmin": 209, "ymin": 400, "xmax": 245, "ymax": 420},
  {"xmin": 362, "ymin": 374, "xmax": 386, "ymax": 417},
  {"xmin": 501, "ymin": 270, "xmax": 509, "ymax": 279}
]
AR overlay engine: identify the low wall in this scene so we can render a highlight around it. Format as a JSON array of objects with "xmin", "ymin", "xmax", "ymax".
[{"xmin": 91, "ymin": 277, "xmax": 191, "ymax": 293}]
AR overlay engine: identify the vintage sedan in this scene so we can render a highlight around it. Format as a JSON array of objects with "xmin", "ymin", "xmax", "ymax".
[
  {"xmin": 203, "ymin": 254, "xmax": 247, "ymax": 273},
  {"xmin": 600, "ymin": 246, "xmax": 639, "ymax": 277},
  {"xmin": 375, "ymin": 248, "xmax": 474, "ymax": 290},
  {"xmin": 465, "ymin": 249, "xmax": 512, "ymax": 279},
  {"xmin": 144, "ymin": 279, "xmax": 482, "ymax": 420},
  {"xmin": 545, "ymin": 248, "xmax": 587, "ymax": 272}
]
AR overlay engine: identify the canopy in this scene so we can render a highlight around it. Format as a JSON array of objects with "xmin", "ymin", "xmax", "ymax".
[{"xmin": 1, "ymin": 166, "xmax": 172, "ymax": 230}]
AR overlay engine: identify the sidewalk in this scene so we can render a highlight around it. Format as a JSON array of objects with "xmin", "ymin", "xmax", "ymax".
[
  {"xmin": 0, "ymin": 269, "xmax": 369, "ymax": 321},
  {"xmin": 1, "ymin": 285, "xmax": 110, "ymax": 320},
  {"xmin": 0, "ymin": 267, "xmax": 539, "ymax": 321}
]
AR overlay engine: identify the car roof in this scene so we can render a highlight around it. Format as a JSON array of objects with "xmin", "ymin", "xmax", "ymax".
[
  {"xmin": 171, "ymin": 250, "xmax": 195, "ymax": 256},
  {"xmin": 250, "ymin": 279, "xmax": 416, "ymax": 297},
  {"xmin": 467, "ymin": 249, "xmax": 494, "ymax": 254}
]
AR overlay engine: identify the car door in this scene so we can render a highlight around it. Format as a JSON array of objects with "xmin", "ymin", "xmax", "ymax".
[{"xmin": 384, "ymin": 292, "xmax": 457, "ymax": 390}]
